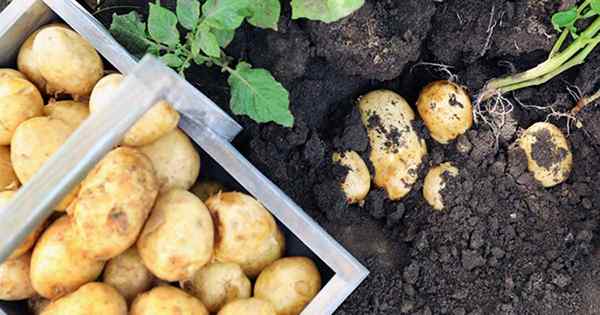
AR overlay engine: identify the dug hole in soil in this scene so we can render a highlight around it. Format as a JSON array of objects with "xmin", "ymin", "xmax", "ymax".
[{"xmin": 96, "ymin": 0, "xmax": 600, "ymax": 314}]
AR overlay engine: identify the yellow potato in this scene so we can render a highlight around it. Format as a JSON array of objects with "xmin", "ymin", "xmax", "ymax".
[
  {"xmin": 10, "ymin": 117, "xmax": 77, "ymax": 210},
  {"xmin": 0, "ymin": 69, "xmax": 25, "ymax": 80},
  {"xmin": 30, "ymin": 216, "xmax": 105, "ymax": 299},
  {"xmin": 0, "ymin": 76, "xmax": 44, "ymax": 145},
  {"xmin": 139, "ymin": 128, "xmax": 200, "ymax": 193},
  {"xmin": 40, "ymin": 282, "xmax": 127, "ymax": 315},
  {"xmin": 218, "ymin": 298, "xmax": 277, "ymax": 315},
  {"xmin": 130, "ymin": 286, "xmax": 208, "ymax": 315},
  {"xmin": 102, "ymin": 247, "xmax": 155, "ymax": 302},
  {"xmin": 182, "ymin": 262, "xmax": 251, "ymax": 313},
  {"xmin": 254, "ymin": 257, "xmax": 322, "ymax": 315},
  {"xmin": 90, "ymin": 74, "xmax": 180, "ymax": 146},
  {"xmin": 517, "ymin": 122, "xmax": 573, "ymax": 187},
  {"xmin": 137, "ymin": 189, "xmax": 213, "ymax": 281},
  {"xmin": 332, "ymin": 151, "xmax": 370, "ymax": 204},
  {"xmin": 191, "ymin": 180, "xmax": 225, "ymax": 202},
  {"xmin": 0, "ymin": 146, "xmax": 19, "ymax": 190},
  {"xmin": 44, "ymin": 100, "xmax": 89, "ymax": 128},
  {"xmin": 417, "ymin": 80, "xmax": 473, "ymax": 144},
  {"xmin": 423, "ymin": 162, "xmax": 459, "ymax": 211},
  {"xmin": 0, "ymin": 191, "xmax": 45, "ymax": 260},
  {"xmin": 359, "ymin": 90, "xmax": 427, "ymax": 200},
  {"xmin": 69, "ymin": 147, "xmax": 159, "ymax": 260},
  {"xmin": 0, "ymin": 252, "xmax": 35, "ymax": 301},
  {"xmin": 206, "ymin": 192, "xmax": 285, "ymax": 278}
]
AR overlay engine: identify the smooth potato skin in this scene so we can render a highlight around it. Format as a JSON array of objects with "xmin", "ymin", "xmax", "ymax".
[
  {"xmin": 0, "ymin": 146, "xmax": 19, "ymax": 191},
  {"xmin": 130, "ymin": 286, "xmax": 208, "ymax": 315},
  {"xmin": 44, "ymin": 100, "xmax": 89, "ymax": 128},
  {"xmin": 0, "ymin": 252, "xmax": 35, "ymax": 301},
  {"xmin": 423, "ymin": 162, "xmax": 459, "ymax": 211},
  {"xmin": 41, "ymin": 283, "xmax": 127, "ymax": 315},
  {"xmin": 218, "ymin": 298, "xmax": 277, "ymax": 315},
  {"xmin": 332, "ymin": 151, "xmax": 370, "ymax": 204},
  {"xmin": 0, "ymin": 191, "xmax": 45, "ymax": 259},
  {"xmin": 0, "ymin": 69, "xmax": 25, "ymax": 80},
  {"xmin": 103, "ymin": 247, "xmax": 155, "ymax": 302},
  {"xmin": 0, "ymin": 76, "xmax": 44, "ymax": 145}
]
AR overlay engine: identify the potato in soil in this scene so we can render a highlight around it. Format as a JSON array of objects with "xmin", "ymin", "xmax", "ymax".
[
  {"xmin": 103, "ymin": 247, "xmax": 155, "ymax": 302},
  {"xmin": 423, "ymin": 162, "xmax": 459, "ymax": 211},
  {"xmin": 130, "ymin": 286, "xmax": 208, "ymax": 315},
  {"xmin": 0, "ymin": 146, "xmax": 19, "ymax": 191},
  {"xmin": 218, "ymin": 298, "xmax": 277, "ymax": 315},
  {"xmin": 0, "ymin": 191, "xmax": 45, "ymax": 260},
  {"xmin": 40, "ymin": 283, "xmax": 127, "ymax": 315},
  {"xmin": 0, "ymin": 252, "xmax": 35, "ymax": 301},
  {"xmin": 43, "ymin": 100, "xmax": 89, "ymax": 128},
  {"xmin": 332, "ymin": 151, "xmax": 370, "ymax": 204},
  {"xmin": 0, "ymin": 76, "xmax": 44, "ymax": 145}
]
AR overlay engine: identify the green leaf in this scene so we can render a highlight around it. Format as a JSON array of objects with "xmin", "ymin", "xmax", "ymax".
[
  {"xmin": 109, "ymin": 12, "xmax": 150, "ymax": 57},
  {"xmin": 176, "ymin": 0, "xmax": 201, "ymax": 30},
  {"xmin": 148, "ymin": 3, "xmax": 179, "ymax": 46},
  {"xmin": 291, "ymin": 0, "xmax": 364, "ymax": 23},
  {"xmin": 213, "ymin": 29, "xmax": 235, "ymax": 48},
  {"xmin": 202, "ymin": 0, "xmax": 252, "ymax": 30},
  {"xmin": 228, "ymin": 62, "xmax": 293, "ymax": 127},
  {"xmin": 551, "ymin": 6, "xmax": 578, "ymax": 32},
  {"xmin": 195, "ymin": 24, "xmax": 221, "ymax": 58},
  {"xmin": 161, "ymin": 53, "xmax": 184, "ymax": 67},
  {"xmin": 592, "ymin": 0, "xmax": 600, "ymax": 14},
  {"xmin": 248, "ymin": 0, "xmax": 281, "ymax": 30}
]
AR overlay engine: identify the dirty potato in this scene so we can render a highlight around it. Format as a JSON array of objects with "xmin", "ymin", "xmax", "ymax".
[
  {"xmin": 40, "ymin": 283, "xmax": 127, "ymax": 315},
  {"xmin": 218, "ymin": 298, "xmax": 277, "ymax": 315},
  {"xmin": 423, "ymin": 162, "xmax": 459, "ymax": 211},
  {"xmin": 191, "ymin": 180, "xmax": 225, "ymax": 202},
  {"xmin": 0, "ymin": 146, "xmax": 19, "ymax": 190},
  {"xmin": 332, "ymin": 151, "xmax": 370, "ymax": 204},
  {"xmin": 43, "ymin": 100, "xmax": 89, "ymax": 128},
  {"xmin": 0, "ymin": 252, "xmax": 36, "ymax": 301},
  {"xmin": 0, "ymin": 76, "xmax": 44, "ymax": 145},
  {"xmin": 130, "ymin": 286, "xmax": 208, "ymax": 315},
  {"xmin": 102, "ymin": 247, "xmax": 155, "ymax": 302}
]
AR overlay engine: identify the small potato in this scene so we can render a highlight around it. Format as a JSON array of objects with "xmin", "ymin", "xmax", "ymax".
[
  {"xmin": 254, "ymin": 257, "xmax": 322, "ymax": 315},
  {"xmin": 130, "ymin": 286, "xmax": 208, "ymax": 315},
  {"xmin": 137, "ymin": 189, "xmax": 214, "ymax": 281},
  {"xmin": 359, "ymin": 90, "xmax": 427, "ymax": 200},
  {"xmin": 90, "ymin": 74, "xmax": 180, "ymax": 146},
  {"xmin": 517, "ymin": 122, "xmax": 573, "ymax": 187},
  {"xmin": 139, "ymin": 128, "xmax": 200, "ymax": 193},
  {"xmin": 332, "ymin": 151, "xmax": 370, "ymax": 204},
  {"xmin": 0, "ymin": 146, "xmax": 19, "ymax": 190},
  {"xmin": 423, "ymin": 162, "xmax": 459, "ymax": 211},
  {"xmin": 30, "ymin": 216, "xmax": 105, "ymax": 299},
  {"xmin": 0, "ymin": 191, "xmax": 45, "ymax": 260},
  {"xmin": 218, "ymin": 298, "xmax": 277, "ymax": 315},
  {"xmin": 41, "ymin": 282, "xmax": 127, "ymax": 315},
  {"xmin": 0, "ymin": 76, "xmax": 44, "ymax": 145},
  {"xmin": 0, "ymin": 252, "xmax": 35, "ymax": 301},
  {"xmin": 70, "ymin": 147, "xmax": 159, "ymax": 260},
  {"xmin": 103, "ymin": 247, "xmax": 155, "ymax": 302},
  {"xmin": 182, "ymin": 262, "xmax": 251, "ymax": 313},
  {"xmin": 43, "ymin": 100, "xmax": 89, "ymax": 128},
  {"xmin": 417, "ymin": 80, "xmax": 473, "ymax": 144},
  {"xmin": 0, "ymin": 69, "xmax": 25, "ymax": 79},
  {"xmin": 191, "ymin": 180, "xmax": 225, "ymax": 202},
  {"xmin": 206, "ymin": 192, "xmax": 285, "ymax": 278}
]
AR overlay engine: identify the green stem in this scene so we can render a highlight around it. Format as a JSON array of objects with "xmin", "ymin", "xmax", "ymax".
[
  {"xmin": 549, "ymin": 0, "xmax": 592, "ymax": 58},
  {"xmin": 93, "ymin": 5, "xmax": 140, "ymax": 16}
]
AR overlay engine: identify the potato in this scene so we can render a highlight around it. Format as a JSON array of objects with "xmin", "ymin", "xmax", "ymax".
[
  {"xmin": 102, "ymin": 247, "xmax": 155, "ymax": 302},
  {"xmin": 0, "ymin": 191, "xmax": 45, "ymax": 260},
  {"xmin": 40, "ymin": 282, "xmax": 127, "ymax": 315},
  {"xmin": 182, "ymin": 262, "xmax": 251, "ymax": 313},
  {"xmin": 69, "ymin": 147, "xmax": 159, "ymax": 260},
  {"xmin": 130, "ymin": 286, "xmax": 208, "ymax": 315},
  {"xmin": 218, "ymin": 298, "xmax": 277, "ymax": 315},
  {"xmin": 28, "ymin": 296, "xmax": 51, "ymax": 315},
  {"xmin": 332, "ymin": 151, "xmax": 370, "ymax": 204},
  {"xmin": 90, "ymin": 74, "xmax": 180, "ymax": 146},
  {"xmin": 0, "ymin": 146, "xmax": 19, "ymax": 190},
  {"xmin": 139, "ymin": 128, "xmax": 200, "ymax": 193},
  {"xmin": 43, "ymin": 100, "xmax": 89, "ymax": 128},
  {"xmin": 32, "ymin": 25, "xmax": 103, "ymax": 98},
  {"xmin": 206, "ymin": 192, "xmax": 285, "ymax": 277},
  {"xmin": 191, "ymin": 180, "xmax": 225, "ymax": 202},
  {"xmin": 30, "ymin": 216, "xmax": 105, "ymax": 299},
  {"xmin": 423, "ymin": 162, "xmax": 459, "ymax": 211},
  {"xmin": 137, "ymin": 189, "xmax": 214, "ymax": 281},
  {"xmin": 254, "ymin": 257, "xmax": 322, "ymax": 315},
  {"xmin": 0, "ymin": 69, "xmax": 25, "ymax": 80},
  {"xmin": 10, "ymin": 117, "xmax": 77, "ymax": 210},
  {"xmin": 0, "ymin": 76, "xmax": 44, "ymax": 145},
  {"xmin": 358, "ymin": 90, "xmax": 427, "ymax": 200},
  {"xmin": 517, "ymin": 122, "xmax": 573, "ymax": 187},
  {"xmin": 417, "ymin": 80, "xmax": 473, "ymax": 144},
  {"xmin": 0, "ymin": 252, "xmax": 35, "ymax": 301}
]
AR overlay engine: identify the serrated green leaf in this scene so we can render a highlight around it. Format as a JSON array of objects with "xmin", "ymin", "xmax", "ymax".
[
  {"xmin": 161, "ymin": 53, "xmax": 184, "ymax": 67},
  {"xmin": 213, "ymin": 29, "xmax": 235, "ymax": 48},
  {"xmin": 195, "ymin": 24, "xmax": 221, "ymax": 58},
  {"xmin": 148, "ymin": 3, "xmax": 179, "ymax": 46},
  {"xmin": 228, "ymin": 62, "xmax": 293, "ymax": 127},
  {"xmin": 109, "ymin": 12, "xmax": 150, "ymax": 57},
  {"xmin": 291, "ymin": 0, "xmax": 364, "ymax": 23},
  {"xmin": 592, "ymin": 0, "xmax": 600, "ymax": 14},
  {"xmin": 551, "ymin": 7, "xmax": 578, "ymax": 32},
  {"xmin": 202, "ymin": 0, "xmax": 252, "ymax": 30},
  {"xmin": 176, "ymin": 0, "xmax": 201, "ymax": 30},
  {"xmin": 248, "ymin": 0, "xmax": 281, "ymax": 30}
]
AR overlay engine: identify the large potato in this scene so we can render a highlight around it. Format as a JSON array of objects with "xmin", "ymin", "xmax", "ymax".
[
  {"xmin": 332, "ymin": 151, "xmax": 370, "ymax": 204},
  {"xmin": 254, "ymin": 257, "xmax": 322, "ymax": 315},
  {"xmin": 30, "ymin": 216, "xmax": 105, "ymax": 299},
  {"xmin": 0, "ymin": 252, "xmax": 35, "ymax": 301},
  {"xmin": 206, "ymin": 192, "xmax": 285, "ymax": 278},
  {"xmin": 44, "ymin": 100, "xmax": 89, "ymax": 128},
  {"xmin": 103, "ymin": 247, "xmax": 155, "ymax": 302},
  {"xmin": 218, "ymin": 298, "xmax": 277, "ymax": 315},
  {"xmin": 139, "ymin": 128, "xmax": 200, "ymax": 193},
  {"xmin": 359, "ymin": 90, "xmax": 427, "ymax": 200},
  {"xmin": 0, "ymin": 146, "xmax": 19, "ymax": 190},
  {"xmin": 423, "ymin": 162, "xmax": 459, "ymax": 211},
  {"xmin": 41, "ymin": 282, "xmax": 127, "ymax": 315},
  {"xmin": 130, "ymin": 286, "xmax": 208, "ymax": 315},
  {"xmin": 10, "ymin": 117, "xmax": 77, "ymax": 210},
  {"xmin": 0, "ymin": 191, "xmax": 45, "ymax": 260},
  {"xmin": 0, "ymin": 76, "xmax": 44, "ymax": 145},
  {"xmin": 69, "ymin": 147, "xmax": 159, "ymax": 260},
  {"xmin": 517, "ymin": 122, "xmax": 573, "ymax": 187},
  {"xmin": 90, "ymin": 74, "xmax": 180, "ymax": 146},
  {"xmin": 137, "ymin": 189, "xmax": 213, "ymax": 281},
  {"xmin": 0, "ymin": 69, "xmax": 25, "ymax": 80},
  {"xmin": 191, "ymin": 180, "xmax": 225, "ymax": 202},
  {"xmin": 182, "ymin": 262, "xmax": 251, "ymax": 313}
]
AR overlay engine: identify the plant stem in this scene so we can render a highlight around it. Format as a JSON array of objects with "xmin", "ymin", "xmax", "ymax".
[
  {"xmin": 93, "ymin": 5, "xmax": 140, "ymax": 16},
  {"xmin": 549, "ymin": 0, "xmax": 592, "ymax": 58}
]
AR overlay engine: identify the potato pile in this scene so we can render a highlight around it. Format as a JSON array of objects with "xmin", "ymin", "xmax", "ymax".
[{"xmin": 0, "ymin": 23, "xmax": 323, "ymax": 315}]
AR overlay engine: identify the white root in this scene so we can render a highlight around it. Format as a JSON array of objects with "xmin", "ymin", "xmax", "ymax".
[{"xmin": 411, "ymin": 62, "xmax": 459, "ymax": 82}]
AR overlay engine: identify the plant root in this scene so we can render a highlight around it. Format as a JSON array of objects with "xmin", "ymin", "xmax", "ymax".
[
  {"xmin": 411, "ymin": 62, "xmax": 459, "ymax": 82},
  {"xmin": 473, "ymin": 92, "xmax": 515, "ymax": 148}
]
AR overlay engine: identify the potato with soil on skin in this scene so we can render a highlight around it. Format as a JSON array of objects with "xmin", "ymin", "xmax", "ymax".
[
  {"xmin": 218, "ymin": 298, "xmax": 277, "ymax": 315},
  {"xmin": 139, "ymin": 128, "xmax": 200, "ymax": 193},
  {"xmin": 517, "ymin": 122, "xmax": 573, "ymax": 187},
  {"xmin": 0, "ymin": 146, "xmax": 19, "ymax": 190},
  {"xmin": 40, "ymin": 282, "xmax": 127, "ymax": 315},
  {"xmin": 358, "ymin": 90, "xmax": 428, "ymax": 200},
  {"xmin": 0, "ymin": 76, "xmax": 44, "ymax": 145},
  {"xmin": 417, "ymin": 80, "xmax": 473, "ymax": 144},
  {"xmin": 0, "ymin": 252, "xmax": 36, "ymax": 301},
  {"xmin": 43, "ymin": 100, "xmax": 89, "ymax": 128},
  {"xmin": 90, "ymin": 74, "xmax": 180, "ymax": 146},
  {"xmin": 130, "ymin": 286, "xmax": 208, "ymax": 315},
  {"xmin": 254, "ymin": 257, "xmax": 322, "ymax": 315},
  {"xmin": 181, "ymin": 262, "xmax": 252, "ymax": 313},
  {"xmin": 102, "ymin": 247, "xmax": 155, "ymax": 302},
  {"xmin": 0, "ymin": 191, "xmax": 46, "ymax": 260},
  {"xmin": 423, "ymin": 162, "xmax": 459, "ymax": 211},
  {"xmin": 69, "ymin": 147, "xmax": 159, "ymax": 260},
  {"xmin": 0, "ymin": 69, "xmax": 25, "ymax": 79},
  {"xmin": 332, "ymin": 151, "xmax": 370, "ymax": 204},
  {"xmin": 137, "ymin": 189, "xmax": 214, "ymax": 282},
  {"xmin": 30, "ymin": 216, "xmax": 105, "ymax": 300},
  {"xmin": 191, "ymin": 180, "xmax": 225, "ymax": 202},
  {"xmin": 206, "ymin": 192, "xmax": 285, "ymax": 278}
]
